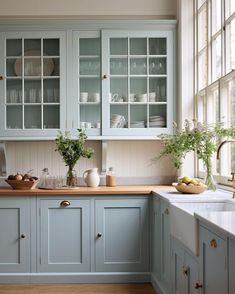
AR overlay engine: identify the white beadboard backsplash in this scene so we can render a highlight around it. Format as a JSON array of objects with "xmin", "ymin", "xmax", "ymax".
[{"xmin": 4, "ymin": 140, "xmax": 176, "ymax": 183}]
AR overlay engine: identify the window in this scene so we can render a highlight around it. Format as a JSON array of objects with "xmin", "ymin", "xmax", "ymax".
[{"xmin": 195, "ymin": 0, "xmax": 235, "ymax": 184}]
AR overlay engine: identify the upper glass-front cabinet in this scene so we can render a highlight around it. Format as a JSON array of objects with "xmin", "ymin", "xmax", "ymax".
[
  {"xmin": 102, "ymin": 30, "xmax": 174, "ymax": 136},
  {"xmin": 72, "ymin": 31, "xmax": 101, "ymax": 136},
  {"xmin": 0, "ymin": 31, "xmax": 66, "ymax": 138}
]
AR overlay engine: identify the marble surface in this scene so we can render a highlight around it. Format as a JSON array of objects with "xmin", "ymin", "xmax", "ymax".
[
  {"xmin": 153, "ymin": 188, "xmax": 232, "ymax": 203},
  {"xmin": 195, "ymin": 210, "xmax": 235, "ymax": 240}
]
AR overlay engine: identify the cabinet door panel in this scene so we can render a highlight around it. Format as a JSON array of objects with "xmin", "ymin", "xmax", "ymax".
[
  {"xmin": 95, "ymin": 198, "xmax": 149, "ymax": 272},
  {"xmin": 0, "ymin": 198, "xmax": 29, "ymax": 272},
  {"xmin": 38, "ymin": 199, "xmax": 90, "ymax": 272},
  {"xmin": 152, "ymin": 196, "xmax": 161, "ymax": 280},
  {"xmin": 161, "ymin": 200, "xmax": 171, "ymax": 290},
  {"xmin": 229, "ymin": 238, "xmax": 235, "ymax": 293},
  {"xmin": 171, "ymin": 239, "xmax": 185, "ymax": 294},
  {"xmin": 200, "ymin": 226, "xmax": 227, "ymax": 294}
]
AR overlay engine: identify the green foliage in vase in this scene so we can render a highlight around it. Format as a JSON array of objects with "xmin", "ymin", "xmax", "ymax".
[
  {"xmin": 158, "ymin": 119, "xmax": 235, "ymax": 170},
  {"xmin": 55, "ymin": 129, "xmax": 94, "ymax": 169}
]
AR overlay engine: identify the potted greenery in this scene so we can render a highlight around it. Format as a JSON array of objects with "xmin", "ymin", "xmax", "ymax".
[
  {"xmin": 55, "ymin": 129, "xmax": 94, "ymax": 187},
  {"xmin": 158, "ymin": 119, "xmax": 235, "ymax": 190}
]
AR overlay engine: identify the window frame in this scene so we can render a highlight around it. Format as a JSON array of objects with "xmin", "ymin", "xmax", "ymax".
[{"xmin": 195, "ymin": 0, "xmax": 235, "ymax": 185}]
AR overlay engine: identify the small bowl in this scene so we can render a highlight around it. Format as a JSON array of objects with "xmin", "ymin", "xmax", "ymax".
[
  {"xmin": 173, "ymin": 183, "xmax": 206, "ymax": 194},
  {"xmin": 5, "ymin": 179, "xmax": 38, "ymax": 190}
]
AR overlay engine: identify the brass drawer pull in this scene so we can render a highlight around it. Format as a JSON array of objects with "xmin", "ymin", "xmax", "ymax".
[
  {"xmin": 60, "ymin": 200, "xmax": 71, "ymax": 207},
  {"xmin": 210, "ymin": 239, "xmax": 217, "ymax": 248}
]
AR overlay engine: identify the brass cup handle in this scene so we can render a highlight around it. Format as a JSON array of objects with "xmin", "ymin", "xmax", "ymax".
[
  {"xmin": 60, "ymin": 200, "xmax": 71, "ymax": 207},
  {"xmin": 210, "ymin": 239, "xmax": 217, "ymax": 248},
  {"xmin": 194, "ymin": 283, "xmax": 203, "ymax": 289}
]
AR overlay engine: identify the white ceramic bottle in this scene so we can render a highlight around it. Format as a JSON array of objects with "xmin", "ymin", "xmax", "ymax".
[{"xmin": 83, "ymin": 168, "xmax": 100, "ymax": 187}]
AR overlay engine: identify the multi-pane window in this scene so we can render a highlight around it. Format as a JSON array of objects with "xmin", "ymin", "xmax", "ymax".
[{"xmin": 195, "ymin": 0, "xmax": 235, "ymax": 184}]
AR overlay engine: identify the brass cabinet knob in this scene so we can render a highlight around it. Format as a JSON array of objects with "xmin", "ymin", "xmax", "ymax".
[
  {"xmin": 0, "ymin": 76, "xmax": 3, "ymax": 80},
  {"xmin": 182, "ymin": 266, "xmax": 189, "ymax": 276},
  {"xmin": 210, "ymin": 239, "xmax": 217, "ymax": 248},
  {"xmin": 164, "ymin": 208, "xmax": 169, "ymax": 215},
  {"xmin": 194, "ymin": 283, "xmax": 203, "ymax": 289},
  {"xmin": 60, "ymin": 200, "xmax": 71, "ymax": 207},
  {"xmin": 102, "ymin": 74, "xmax": 108, "ymax": 79},
  {"xmin": 20, "ymin": 234, "xmax": 26, "ymax": 239},
  {"xmin": 97, "ymin": 233, "xmax": 102, "ymax": 238}
]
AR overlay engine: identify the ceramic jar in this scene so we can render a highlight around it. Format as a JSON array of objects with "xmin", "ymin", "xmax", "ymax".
[{"xmin": 83, "ymin": 168, "xmax": 100, "ymax": 187}]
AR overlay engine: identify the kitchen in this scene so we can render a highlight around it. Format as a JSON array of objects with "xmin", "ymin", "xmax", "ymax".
[{"xmin": 0, "ymin": 0, "xmax": 235, "ymax": 293}]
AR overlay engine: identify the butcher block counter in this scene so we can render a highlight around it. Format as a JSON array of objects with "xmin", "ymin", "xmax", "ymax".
[{"xmin": 0, "ymin": 185, "xmax": 174, "ymax": 196}]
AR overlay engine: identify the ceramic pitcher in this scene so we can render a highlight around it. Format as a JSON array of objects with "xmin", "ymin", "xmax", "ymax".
[{"xmin": 83, "ymin": 168, "xmax": 100, "ymax": 187}]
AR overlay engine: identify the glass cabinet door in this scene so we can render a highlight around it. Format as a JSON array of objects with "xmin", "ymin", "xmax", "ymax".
[
  {"xmin": 0, "ymin": 31, "xmax": 66, "ymax": 137},
  {"xmin": 72, "ymin": 31, "xmax": 101, "ymax": 136},
  {"xmin": 102, "ymin": 30, "xmax": 174, "ymax": 136}
]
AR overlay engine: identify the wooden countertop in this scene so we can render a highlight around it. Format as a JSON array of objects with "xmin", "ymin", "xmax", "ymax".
[{"xmin": 0, "ymin": 185, "xmax": 172, "ymax": 196}]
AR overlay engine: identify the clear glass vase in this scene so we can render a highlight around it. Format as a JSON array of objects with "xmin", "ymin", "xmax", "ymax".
[
  {"xmin": 66, "ymin": 166, "xmax": 77, "ymax": 187},
  {"xmin": 204, "ymin": 160, "xmax": 216, "ymax": 191}
]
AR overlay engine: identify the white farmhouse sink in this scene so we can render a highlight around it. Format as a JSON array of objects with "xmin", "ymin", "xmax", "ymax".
[{"xmin": 170, "ymin": 201, "xmax": 235, "ymax": 255}]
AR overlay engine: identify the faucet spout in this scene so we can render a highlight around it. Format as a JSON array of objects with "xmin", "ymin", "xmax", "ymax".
[{"xmin": 216, "ymin": 140, "xmax": 235, "ymax": 159}]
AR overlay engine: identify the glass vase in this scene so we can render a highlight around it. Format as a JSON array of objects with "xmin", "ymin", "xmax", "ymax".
[
  {"xmin": 204, "ymin": 159, "xmax": 216, "ymax": 191},
  {"xmin": 66, "ymin": 166, "xmax": 77, "ymax": 187}
]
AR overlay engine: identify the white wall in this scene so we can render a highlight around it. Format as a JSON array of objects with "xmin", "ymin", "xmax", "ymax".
[
  {"xmin": 0, "ymin": 0, "xmax": 176, "ymax": 17},
  {"xmin": 5, "ymin": 140, "xmax": 176, "ymax": 183}
]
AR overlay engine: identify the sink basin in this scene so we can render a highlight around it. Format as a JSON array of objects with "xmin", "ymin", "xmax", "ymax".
[{"xmin": 170, "ymin": 200, "xmax": 235, "ymax": 255}]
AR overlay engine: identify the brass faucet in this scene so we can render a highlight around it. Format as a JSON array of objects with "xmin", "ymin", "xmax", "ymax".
[{"xmin": 217, "ymin": 140, "xmax": 235, "ymax": 198}]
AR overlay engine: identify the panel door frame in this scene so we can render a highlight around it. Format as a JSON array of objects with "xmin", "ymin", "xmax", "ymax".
[
  {"xmin": 95, "ymin": 197, "xmax": 149, "ymax": 272},
  {"xmin": 0, "ymin": 197, "xmax": 30, "ymax": 273},
  {"xmin": 38, "ymin": 198, "xmax": 90, "ymax": 272}
]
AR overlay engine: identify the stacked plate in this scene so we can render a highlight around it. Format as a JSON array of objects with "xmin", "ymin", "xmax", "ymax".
[
  {"xmin": 149, "ymin": 115, "xmax": 166, "ymax": 127},
  {"xmin": 111, "ymin": 114, "xmax": 126, "ymax": 128},
  {"xmin": 130, "ymin": 121, "xmax": 145, "ymax": 128}
]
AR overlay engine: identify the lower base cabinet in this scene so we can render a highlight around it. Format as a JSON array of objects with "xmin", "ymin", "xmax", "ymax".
[
  {"xmin": 0, "ymin": 197, "xmax": 30, "ymax": 273},
  {"xmin": 95, "ymin": 198, "xmax": 149, "ymax": 272},
  {"xmin": 171, "ymin": 237, "xmax": 200, "ymax": 294},
  {"xmin": 199, "ymin": 224, "xmax": 228, "ymax": 294},
  {"xmin": 0, "ymin": 194, "xmax": 150, "ymax": 282},
  {"xmin": 38, "ymin": 198, "xmax": 91, "ymax": 272}
]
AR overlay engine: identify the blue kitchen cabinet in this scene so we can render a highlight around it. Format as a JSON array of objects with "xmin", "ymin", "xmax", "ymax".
[
  {"xmin": 38, "ymin": 198, "xmax": 90, "ymax": 272},
  {"xmin": 95, "ymin": 197, "xmax": 149, "ymax": 272},
  {"xmin": 0, "ymin": 31, "xmax": 66, "ymax": 139},
  {"xmin": 160, "ymin": 199, "xmax": 171, "ymax": 293},
  {"xmin": 199, "ymin": 224, "xmax": 228, "ymax": 294},
  {"xmin": 229, "ymin": 238, "xmax": 235, "ymax": 293},
  {"xmin": 0, "ymin": 197, "xmax": 30, "ymax": 273},
  {"xmin": 151, "ymin": 196, "xmax": 171, "ymax": 294},
  {"xmin": 151, "ymin": 196, "xmax": 161, "ymax": 281},
  {"xmin": 171, "ymin": 237, "xmax": 200, "ymax": 294}
]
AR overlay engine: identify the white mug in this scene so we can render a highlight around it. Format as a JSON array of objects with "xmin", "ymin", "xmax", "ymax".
[
  {"xmin": 136, "ymin": 93, "xmax": 147, "ymax": 102},
  {"xmin": 80, "ymin": 92, "xmax": 88, "ymax": 102},
  {"xmin": 92, "ymin": 93, "xmax": 100, "ymax": 102}
]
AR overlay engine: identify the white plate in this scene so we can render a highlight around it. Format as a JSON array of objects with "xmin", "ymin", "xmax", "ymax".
[{"xmin": 14, "ymin": 50, "xmax": 54, "ymax": 76}]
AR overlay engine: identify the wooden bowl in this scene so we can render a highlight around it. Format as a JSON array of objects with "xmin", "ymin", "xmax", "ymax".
[
  {"xmin": 173, "ymin": 183, "xmax": 206, "ymax": 194},
  {"xmin": 5, "ymin": 179, "xmax": 38, "ymax": 190}
]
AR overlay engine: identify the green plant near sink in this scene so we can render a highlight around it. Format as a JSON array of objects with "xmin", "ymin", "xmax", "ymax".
[
  {"xmin": 55, "ymin": 129, "xmax": 94, "ymax": 187},
  {"xmin": 158, "ymin": 119, "xmax": 235, "ymax": 191}
]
